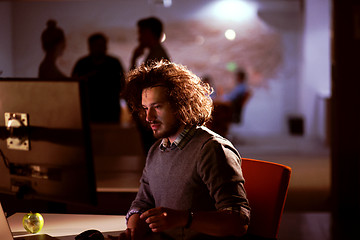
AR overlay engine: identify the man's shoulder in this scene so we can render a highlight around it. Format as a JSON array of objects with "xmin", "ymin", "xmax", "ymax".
[
  {"xmin": 105, "ymin": 55, "xmax": 120, "ymax": 61},
  {"xmin": 147, "ymin": 44, "xmax": 170, "ymax": 61},
  {"xmin": 196, "ymin": 126, "xmax": 224, "ymax": 139},
  {"xmin": 105, "ymin": 55, "xmax": 124, "ymax": 67},
  {"xmin": 192, "ymin": 126, "xmax": 230, "ymax": 147},
  {"xmin": 72, "ymin": 56, "xmax": 92, "ymax": 75},
  {"xmin": 74, "ymin": 56, "xmax": 91, "ymax": 65}
]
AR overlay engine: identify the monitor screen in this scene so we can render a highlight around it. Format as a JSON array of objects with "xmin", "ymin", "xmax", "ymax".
[{"xmin": 0, "ymin": 78, "xmax": 97, "ymax": 207}]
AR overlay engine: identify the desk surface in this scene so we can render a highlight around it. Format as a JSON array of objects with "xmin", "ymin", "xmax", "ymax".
[{"xmin": 8, "ymin": 213, "xmax": 126, "ymax": 240}]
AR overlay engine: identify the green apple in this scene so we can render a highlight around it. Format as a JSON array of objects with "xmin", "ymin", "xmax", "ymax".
[{"xmin": 22, "ymin": 212, "xmax": 44, "ymax": 234}]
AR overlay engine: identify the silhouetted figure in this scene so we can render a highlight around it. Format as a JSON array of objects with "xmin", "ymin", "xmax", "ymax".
[
  {"xmin": 130, "ymin": 17, "xmax": 171, "ymax": 154},
  {"xmin": 130, "ymin": 17, "xmax": 170, "ymax": 69},
  {"xmin": 38, "ymin": 20, "xmax": 67, "ymax": 79},
  {"xmin": 72, "ymin": 33, "xmax": 125, "ymax": 123}
]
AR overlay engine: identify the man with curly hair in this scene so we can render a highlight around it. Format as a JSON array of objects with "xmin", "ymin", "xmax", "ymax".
[{"xmin": 122, "ymin": 60, "xmax": 250, "ymax": 240}]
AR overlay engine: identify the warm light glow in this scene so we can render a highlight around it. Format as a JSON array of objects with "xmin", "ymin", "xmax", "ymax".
[
  {"xmin": 161, "ymin": 33, "xmax": 166, "ymax": 43},
  {"xmin": 199, "ymin": 0, "xmax": 257, "ymax": 22},
  {"xmin": 225, "ymin": 29, "xmax": 236, "ymax": 40}
]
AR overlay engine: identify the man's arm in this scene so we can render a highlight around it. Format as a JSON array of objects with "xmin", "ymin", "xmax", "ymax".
[
  {"xmin": 140, "ymin": 207, "xmax": 248, "ymax": 237},
  {"xmin": 186, "ymin": 209, "xmax": 248, "ymax": 237},
  {"xmin": 122, "ymin": 165, "xmax": 155, "ymax": 240},
  {"xmin": 120, "ymin": 213, "xmax": 150, "ymax": 240}
]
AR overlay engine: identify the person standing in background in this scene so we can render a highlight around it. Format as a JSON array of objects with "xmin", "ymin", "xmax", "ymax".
[
  {"xmin": 72, "ymin": 33, "xmax": 125, "ymax": 123},
  {"xmin": 130, "ymin": 17, "xmax": 171, "ymax": 154},
  {"xmin": 38, "ymin": 19, "xmax": 67, "ymax": 80},
  {"xmin": 130, "ymin": 17, "xmax": 170, "ymax": 69}
]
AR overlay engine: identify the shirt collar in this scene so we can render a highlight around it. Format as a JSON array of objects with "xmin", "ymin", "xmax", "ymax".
[{"xmin": 159, "ymin": 125, "xmax": 197, "ymax": 151}]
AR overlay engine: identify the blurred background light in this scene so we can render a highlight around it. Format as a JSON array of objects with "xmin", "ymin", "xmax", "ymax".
[
  {"xmin": 163, "ymin": 0, "xmax": 172, "ymax": 8},
  {"xmin": 226, "ymin": 62, "xmax": 238, "ymax": 72},
  {"xmin": 201, "ymin": 0, "xmax": 257, "ymax": 22},
  {"xmin": 225, "ymin": 29, "xmax": 236, "ymax": 40},
  {"xmin": 148, "ymin": 0, "xmax": 172, "ymax": 8}
]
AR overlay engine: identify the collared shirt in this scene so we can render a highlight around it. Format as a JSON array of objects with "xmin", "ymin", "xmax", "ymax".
[{"xmin": 159, "ymin": 125, "xmax": 197, "ymax": 151}]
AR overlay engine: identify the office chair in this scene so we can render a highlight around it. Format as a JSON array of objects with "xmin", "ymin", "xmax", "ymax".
[
  {"xmin": 241, "ymin": 158, "xmax": 291, "ymax": 240},
  {"xmin": 231, "ymin": 90, "xmax": 252, "ymax": 124},
  {"xmin": 207, "ymin": 90, "xmax": 252, "ymax": 137}
]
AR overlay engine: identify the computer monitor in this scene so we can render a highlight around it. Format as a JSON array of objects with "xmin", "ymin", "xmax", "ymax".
[{"xmin": 0, "ymin": 78, "xmax": 97, "ymax": 208}]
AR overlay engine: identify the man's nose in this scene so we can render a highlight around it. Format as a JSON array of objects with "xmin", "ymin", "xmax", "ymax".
[{"xmin": 146, "ymin": 108, "xmax": 156, "ymax": 122}]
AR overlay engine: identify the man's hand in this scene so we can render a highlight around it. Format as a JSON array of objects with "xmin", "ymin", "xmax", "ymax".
[
  {"xmin": 117, "ymin": 213, "xmax": 150, "ymax": 240},
  {"xmin": 130, "ymin": 45, "xmax": 145, "ymax": 68},
  {"xmin": 132, "ymin": 45, "xmax": 145, "ymax": 59},
  {"xmin": 116, "ymin": 228, "xmax": 132, "ymax": 240},
  {"xmin": 140, "ymin": 207, "xmax": 187, "ymax": 233}
]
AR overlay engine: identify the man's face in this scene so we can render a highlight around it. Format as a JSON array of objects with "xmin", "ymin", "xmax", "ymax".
[
  {"xmin": 142, "ymin": 86, "xmax": 182, "ymax": 142},
  {"xmin": 89, "ymin": 38, "xmax": 106, "ymax": 57}
]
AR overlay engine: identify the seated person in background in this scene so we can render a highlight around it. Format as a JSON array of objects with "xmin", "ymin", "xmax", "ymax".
[
  {"xmin": 72, "ymin": 33, "xmax": 125, "ymax": 123},
  {"xmin": 220, "ymin": 69, "xmax": 250, "ymax": 123},
  {"xmin": 206, "ymin": 70, "xmax": 251, "ymax": 136},
  {"xmin": 121, "ymin": 60, "xmax": 250, "ymax": 240},
  {"xmin": 38, "ymin": 19, "xmax": 68, "ymax": 79}
]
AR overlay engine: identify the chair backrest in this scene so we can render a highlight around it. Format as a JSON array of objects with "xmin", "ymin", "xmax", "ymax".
[
  {"xmin": 241, "ymin": 90, "xmax": 252, "ymax": 106},
  {"xmin": 241, "ymin": 158, "xmax": 291, "ymax": 239},
  {"xmin": 232, "ymin": 90, "xmax": 252, "ymax": 123}
]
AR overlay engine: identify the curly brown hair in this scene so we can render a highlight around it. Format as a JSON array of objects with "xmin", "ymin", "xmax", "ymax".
[{"xmin": 123, "ymin": 60, "xmax": 213, "ymax": 126}]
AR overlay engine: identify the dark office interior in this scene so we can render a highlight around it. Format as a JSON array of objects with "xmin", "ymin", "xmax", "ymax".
[{"xmin": 0, "ymin": 1, "xmax": 359, "ymax": 240}]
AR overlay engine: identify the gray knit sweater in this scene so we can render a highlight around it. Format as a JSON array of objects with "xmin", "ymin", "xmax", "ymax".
[{"xmin": 129, "ymin": 126, "xmax": 250, "ymax": 239}]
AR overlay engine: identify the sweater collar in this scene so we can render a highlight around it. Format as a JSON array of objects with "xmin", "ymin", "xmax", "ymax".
[{"xmin": 159, "ymin": 125, "xmax": 198, "ymax": 151}]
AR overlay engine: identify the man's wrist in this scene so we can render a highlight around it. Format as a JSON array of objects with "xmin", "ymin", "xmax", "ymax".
[{"xmin": 126, "ymin": 208, "xmax": 145, "ymax": 224}]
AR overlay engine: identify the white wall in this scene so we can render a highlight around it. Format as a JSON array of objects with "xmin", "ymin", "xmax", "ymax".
[
  {"xmin": 0, "ymin": 2, "xmax": 13, "ymax": 77},
  {"xmin": 0, "ymin": 0, "xmax": 331, "ymax": 138},
  {"xmin": 300, "ymin": 0, "xmax": 331, "ymax": 139},
  {"xmin": 239, "ymin": 1, "xmax": 303, "ymax": 136}
]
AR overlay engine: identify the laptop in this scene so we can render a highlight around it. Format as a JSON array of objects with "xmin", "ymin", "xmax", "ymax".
[{"xmin": 0, "ymin": 202, "xmax": 59, "ymax": 240}]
